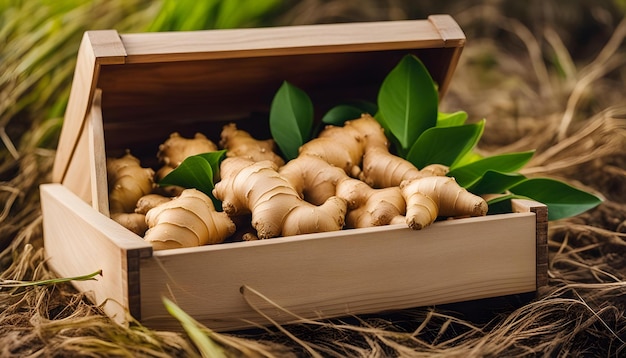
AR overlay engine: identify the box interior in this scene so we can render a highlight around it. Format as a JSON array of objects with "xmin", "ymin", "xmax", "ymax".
[{"xmin": 97, "ymin": 47, "xmax": 459, "ymax": 167}]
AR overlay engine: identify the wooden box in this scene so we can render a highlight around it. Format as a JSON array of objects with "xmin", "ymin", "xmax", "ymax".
[{"xmin": 40, "ymin": 15, "xmax": 548, "ymax": 332}]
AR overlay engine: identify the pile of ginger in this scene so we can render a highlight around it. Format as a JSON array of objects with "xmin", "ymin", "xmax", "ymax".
[{"xmin": 107, "ymin": 114, "xmax": 488, "ymax": 250}]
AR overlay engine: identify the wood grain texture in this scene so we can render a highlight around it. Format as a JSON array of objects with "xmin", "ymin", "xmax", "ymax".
[
  {"xmin": 428, "ymin": 14, "xmax": 466, "ymax": 45},
  {"xmin": 139, "ymin": 213, "xmax": 537, "ymax": 331},
  {"xmin": 88, "ymin": 89, "xmax": 109, "ymax": 216},
  {"xmin": 119, "ymin": 17, "xmax": 462, "ymax": 63},
  {"xmin": 41, "ymin": 184, "xmax": 541, "ymax": 332},
  {"xmin": 427, "ymin": 15, "xmax": 465, "ymax": 97},
  {"xmin": 40, "ymin": 183, "xmax": 152, "ymax": 322},
  {"xmin": 61, "ymin": 112, "xmax": 92, "ymax": 205},
  {"xmin": 53, "ymin": 30, "xmax": 125, "ymax": 184}
]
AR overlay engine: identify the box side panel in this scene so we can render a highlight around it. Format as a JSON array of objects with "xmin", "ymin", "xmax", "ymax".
[
  {"xmin": 428, "ymin": 14, "xmax": 465, "ymax": 96},
  {"xmin": 61, "ymin": 89, "xmax": 109, "ymax": 212},
  {"xmin": 119, "ymin": 19, "xmax": 458, "ymax": 63},
  {"xmin": 53, "ymin": 30, "xmax": 125, "ymax": 184},
  {"xmin": 61, "ymin": 113, "xmax": 93, "ymax": 205},
  {"xmin": 87, "ymin": 89, "xmax": 109, "ymax": 216},
  {"xmin": 140, "ymin": 213, "xmax": 537, "ymax": 331},
  {"xmin": 40, "ymin": 183, "xmax": 152, "ymax": 322}
]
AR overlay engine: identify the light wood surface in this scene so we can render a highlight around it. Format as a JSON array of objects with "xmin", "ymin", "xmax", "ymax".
[
  {"xmin": 41, "ymin": 181, "xmax": 542, "ymax": 332},
  {"xmin": 40, "ymin": 183, "xmax": 152, "ymax": 322},
  {"xmin": 88, "ymin": 89, "xmax": 109, "ymax": 216},
  {"xmin": 119, "ymin": 16, "xmax": 464, "ymax": 63},
  {"xmin": 60, "ymin": 110, "xmax": 92, "ymax": 205},
  {"xmin": 139, "ymin": 212, "xmax": 537, "ymax": 331},
  {"xmin": 53, "ymin": 30, "xmax": 126, "ymax": 184}
]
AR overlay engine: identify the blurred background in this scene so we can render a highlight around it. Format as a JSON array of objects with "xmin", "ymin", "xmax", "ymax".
[{"xmin": 1, "ymin": 0, "xmax": 624, "ymax": 163}]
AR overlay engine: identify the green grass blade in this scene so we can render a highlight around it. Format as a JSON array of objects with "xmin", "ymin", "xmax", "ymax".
[
  {"xmin": 163, "ymin": 297, "xmax": 227, "ymax": 358},
  {"xmin": 0, "ymin": 270, "xmax": 101, "ymax": 288}
]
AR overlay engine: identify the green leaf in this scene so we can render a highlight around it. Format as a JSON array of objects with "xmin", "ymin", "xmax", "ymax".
[
  {"xmin": 485, "ymin": 194, "xmax": 515, "ymax": 215},
  {"xmin": 0, "ymin": 270, "xmax": 101, "ymax": 288},
  {"xmin": 374, "ymin": 111, "xmax": 408, "ymax": 157},
  {"xmin": 159, "ymin": 151, "xmax": 226, "ymax": 210},
  {"xmin": 467, "ymin": 170, "xmax": 527, "ymax": 195},
  {"xmin": 377, "ymin": 54, "xmax": 438, "ymax": 151},
  {"xmin": 437, "ymin": 110, "xmax": 468, "ymax": 127},
  {"xmin": 453, "ymin": 150, "xmax": 483, "ymax": 167},
  {"xmin": 322, "ymin": 100, "xmax": 378, "ymax": 126},
  {"xmin": 509, "ymin": 178, "xmax": 603, "ymax": 220},
  {"xmin": 406, "ymin": 120, "xmax": 485, "ymax": 169},
  {"xmin": 448, "ymin": 150, "xmax": 535, "ymax": 187},
  {"xmin": 269, "ymin": 81, "xmax": 314, "ymax": 160}
]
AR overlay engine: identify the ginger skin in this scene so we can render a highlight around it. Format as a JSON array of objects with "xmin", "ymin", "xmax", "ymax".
[
  {"xmin": 156, "ymin": 132, "xmax": 219, "ymax": 182},
  {"xmin": 336, "ymin": 180, "xmax": 406, "ymax": 228},
  {"xmin": 401, "ymin": 176, "xmax": 488, "ymax": 230},
  {"xmin": 107, "ymin": 151, "xmax": 155, "ymax": 235},
  {"xmin": 144, "ymin": 189, "xmax": 236, "ymax": 250},
  {"xmin": 281, "ymin": 114, "xmax": 487, "ymax": 230},
  {"xmin": 213, "ymin": 157, "xmax": 347, "ymax": 239},
  {"xmin": 220, "ymin": 123, "xmax": 285, "ymax": 166},
  {"xmin": 135, "ymin": 194, "xmax": 172, "ymax": 215},
  {"xmin": 280, "ymin": 155, "xmax": 406, "ymax": 228}
]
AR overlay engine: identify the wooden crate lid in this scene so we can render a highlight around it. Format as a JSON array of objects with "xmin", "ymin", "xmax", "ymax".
[{"xmin": 52, "ymin": 15, "xmax": 465, "ymax": 201}]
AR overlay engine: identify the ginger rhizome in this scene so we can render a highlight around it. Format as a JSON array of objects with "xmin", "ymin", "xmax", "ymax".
[
  {"xmin": 401, "ymin": 176, "xmax": 488, "ymax": 230},
  {"xmin": 279, "ymin": 114, "xmax": 487, "ymax": 230},
  {"xmin": 135, "ymin": 194, "xmax": 172, "ymax": 215},
  {"xmin": 156, "ymin": 132, "xmax": 219, "ymax": 182},
  {"xmin": 213, "ymin": 157, "xmax": 347, "ymax": 239},
  {"xmin": 279, "ymin": 154, "xmax": 406, "ymax": 228},
  {"xmin": 144, "ymin": 188, "xmax": 236, "ymax": 250},
  {"xmin": 106, "ymin": 151, "xmax": 155, "ymax": 235},
  {"xmin": 220, "ymin": 123, "xmax": 285, "ymax": 166},
  {"xmin": 106, "ymin": 114, "xmax": 488, "ymax": 246}
]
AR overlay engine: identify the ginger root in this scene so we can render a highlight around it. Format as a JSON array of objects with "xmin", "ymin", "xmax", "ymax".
[
  {"xmin": 336, "ymin": 180, "xmax": 406, "ymax": 228},
  {"xmin": 220, "ymin": 123, "xmax": 285, "ymax": 166},
  {"xmin": 401, "ymin": 176, "xmax": 488, "ymax": 230},
  {"xmin": 135, "ymin": 194, "xmax": 172, "ymax": 215},
  {"xmin": 213, "ymin": 157, "xmax": 347, "ymax": 239},
  {"xmin": 144, "ymin": 189, "xmax": 236, "ymax": 250},
  {"xmin": 280, "ymin": 154, "xmax": 406, "ymax": 228},
  {"xmin": 280, "ymin": 114, "xmax": 487, "ymax": 230},
  {"xmin": 156, "ymin": 132, "xmax": 219, "ymax": 181},
  {"xmin": 107, "ymin": 151, "xmax": 155, "ymax": 235}
]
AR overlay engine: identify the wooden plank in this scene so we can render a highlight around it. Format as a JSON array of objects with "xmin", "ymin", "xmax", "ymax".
[
  {"xmin": 139, "ymin": 212, "xmax": 537, "ymax": 331},
  {"xmin": 61, "ymin": 88, "xmax": 109, "ymax": 209},
  {"xmin": 428, "ymin": 14, "xmax": 466, "ymax": 45},
  {"xmin": 119, "ymin": 18, "xmax": 463, "ymax": 64},
  {"xmin": 428, "ymin": 15, "xmax": 465, "ymax": 97},
  {"xmin": 53, "ymin": 30, "xmax": 126, "ymax": 184},
  {"xmin": 40, "ymin": 183, "xmax": 152, "ymax": 322},
  {"xmin": 87, "ymin": 89, "xmax": 109, "ymax": 216},
  {"xmin": 61, "ymin": 113, "xmax": 92, "ymax": 204}
]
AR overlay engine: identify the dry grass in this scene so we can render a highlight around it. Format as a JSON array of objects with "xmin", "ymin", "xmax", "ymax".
[{"xmin": 1, "ymin": 1, "xmax": 626, "ymax": 357}]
